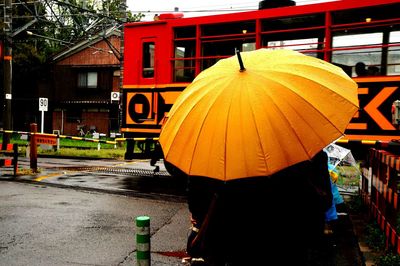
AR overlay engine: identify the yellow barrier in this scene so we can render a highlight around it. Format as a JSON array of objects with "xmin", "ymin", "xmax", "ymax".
[{"xmin": 0, "ymin": 130, "xmax": 159, "ymax": 145}]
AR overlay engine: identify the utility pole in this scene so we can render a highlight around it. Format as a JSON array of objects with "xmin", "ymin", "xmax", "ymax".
[
  {"xmin": 2, "ymin": 0, "xmax": 12, "ymax": 147},
  {"xmin": 118, "ymin": 0, "xmax": 126, "ymax": 132}
]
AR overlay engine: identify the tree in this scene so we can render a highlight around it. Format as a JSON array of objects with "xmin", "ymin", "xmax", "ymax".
[
  {"xmin": 18, "ymin": 0, "xmax": 143, "ymax": 56},
  {"xmin": 0, "ymin": 0, "xmax": 143, "ymax": 130}
]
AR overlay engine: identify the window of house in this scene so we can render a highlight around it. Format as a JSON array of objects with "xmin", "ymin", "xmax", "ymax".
[
  {"xmin": 66, "ymin": 108, "xmax": 82, "ymax": 123},
  {"xmin": 78, "ymin": 72, "xmax": 98, "ymax": 88}
]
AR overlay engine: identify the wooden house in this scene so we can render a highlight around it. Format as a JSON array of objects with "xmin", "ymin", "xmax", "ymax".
[{"xmin": 50, "ymin": 27, "xmax": 121, "ymax": 136}]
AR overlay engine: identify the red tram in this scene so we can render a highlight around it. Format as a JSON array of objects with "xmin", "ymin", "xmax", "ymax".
[{"xmin": 122, "ymin": 0, "xmax": 400, "ymax": 160}]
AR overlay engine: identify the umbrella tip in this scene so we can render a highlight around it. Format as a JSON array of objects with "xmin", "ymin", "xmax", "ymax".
[{"xmin": 235, "ymin": 49, "xmax": 246, "ymax": 72}]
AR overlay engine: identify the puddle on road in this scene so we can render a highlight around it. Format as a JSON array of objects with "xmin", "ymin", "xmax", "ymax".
[{"xmin": 156, "ymin": 251, "xmax": 188, "ymax": 258}]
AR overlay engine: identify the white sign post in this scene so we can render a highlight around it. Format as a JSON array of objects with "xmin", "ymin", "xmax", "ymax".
[{"xmin": 39, "ymin": 97, "xmax": 48, "ymax": 133}]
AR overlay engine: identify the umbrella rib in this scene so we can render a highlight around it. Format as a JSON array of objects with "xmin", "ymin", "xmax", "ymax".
[
  {"xmin": 163, "ymin": 74, "xmax": 228, "ymax": 175},
  {"xmin": 263, "ymin": 70, "xmax": 357, "ymax": 136},
  {"xmin": 270, "ymin": 63, "xmax": 358, "ymax": 110},
  {"xmin": 254, "ymin": 74, "xmax": 329, "ymax": 161},
  {"xmin": 237, "ymin": 72, "xmax": 306, "ymax": 172},
  {"xmin": 187, "ymin": 80, "xmax": 229, "ymax": 178},
  {"xmin": 223, "ymin": 83, "xmax": 236, "ymax": 181},
  {"xmin": 162, "ymin": 83, "xmax": 214, "ymax": 164},
  {"xmin": 246, "ymin": 83, "xmax": 270, "ymax": 174}
]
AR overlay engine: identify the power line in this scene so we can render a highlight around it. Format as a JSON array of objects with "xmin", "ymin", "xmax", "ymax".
[
  {"xmin": 165, "ymin": 1, "xmax": 258, "ymax": 10},
  {"xmin": 129, "ymin": 0, "xmax": 332, "ymax": 14},
  {"xmin": 130, "ymin": 8, "xmax": 255, "ymax": 13}
]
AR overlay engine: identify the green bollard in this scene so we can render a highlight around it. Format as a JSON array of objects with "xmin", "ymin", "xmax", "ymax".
[{"xmin": 136, "ymin": 216, "xmax": 150, "ymax": 266}]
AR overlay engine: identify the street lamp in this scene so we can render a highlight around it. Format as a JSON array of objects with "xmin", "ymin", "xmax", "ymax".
[{"xmin": 3, "ymin": 0, "xmax": 13, "ymax": 147}]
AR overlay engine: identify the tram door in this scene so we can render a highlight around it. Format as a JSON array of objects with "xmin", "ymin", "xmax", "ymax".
[{"xmin": 124, "ymin": 37, "xmax": 170, "ymax": 132}]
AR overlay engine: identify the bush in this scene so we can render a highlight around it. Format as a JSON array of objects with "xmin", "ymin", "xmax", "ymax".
[
  {"xmin": 365, "ymin": 222, "xmax": 386, "ymax": 251},
  {"xmin": 347, "ymin": 194, "xmax": 365, "ymax": 214},
  {"xmin": 375, "ymin": 253, "xmax": 400, "ymax": 266}
]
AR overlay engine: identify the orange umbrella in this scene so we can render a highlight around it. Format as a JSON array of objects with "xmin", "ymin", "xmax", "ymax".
[{"xmin": 159, "ymin": 49, "xmax": 358, "ymax": 181}]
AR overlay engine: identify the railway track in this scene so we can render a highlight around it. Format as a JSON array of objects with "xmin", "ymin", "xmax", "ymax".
[
  {"xmin": 14, "ymin": 158, "xmax": 187, "ymax": 200},
  {"xmin": 55, "ymin": 166, "xmax": 171, "ymax": 177}
]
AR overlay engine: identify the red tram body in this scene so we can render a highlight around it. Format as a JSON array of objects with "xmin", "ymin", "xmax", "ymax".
[
  {"xmin": 122, "ymin": 0, "xmax": 400, "ymax": 159},
  {"xmin": 122, "ymin": 1, "xmax": 400, "ymax": 254}
]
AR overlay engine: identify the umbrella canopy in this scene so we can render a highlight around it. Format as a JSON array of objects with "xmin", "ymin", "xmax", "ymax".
[
  {"xmin": 159, "ymin": 49, "xmax": 359, "ymax": 181},
  {"xmin": 324, "ymin": 143, "xmax": 360, "ymax": 184},
  {"xmin": 324, "ymin": 143, "xmax": 357, "ymax": 170}
]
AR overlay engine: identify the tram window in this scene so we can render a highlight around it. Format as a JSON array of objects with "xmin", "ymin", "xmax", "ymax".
[
  {"xmin": 261, "ymin": 28, "xmax": 324, "ymax": 58},
  {"xmin": 388, "ymin": 31, "xmax": 400, "ymax": 76},
  {"xmin": 242, "ymin": 42, "xmax": 255, "ymax": 52},
  {"xmin": 201, "ymin": 38, "xmax": 255, "ymax": 70},
  {"xmin": 175, "ymin": 26, "xmax": 196, "ymax": 38},
  {"xmin": 260, "ymin": 13, "xmax": 324, "ymax": 58},
  {"xmin": 202, "ymin": 39, "xmax": 255, "ymax": 56},
  {"xmin": 332, "ymin": 4, "xmax": 400, "ymax": 25},
  {"xmin": 142, "ymin": 42, "xmax": 155, "ymax": 78},
  {"xmin": 202, "ymin": 21, "xmax": 255, "ymax": 37},
  {"xmin": 174, "ymin": 63, "xmax": 195, "ymax": 82},
  {"xmin": 332, "ymin": 33, "xmax": 382, "ymax": 77},
  {"xmin": 261, "ymin": 14, "xmax": 325, "ymax": 32},
  {"xmin": 266, "ymin": 38, "xmax": 319, "ymax": 56},
  {"xmin": 174, "ymin": 41, "xmax": 196, "ymax": 82},
  {"xmin": 174, "ymin": 41, "xmax": 195, "ymax": 58}
]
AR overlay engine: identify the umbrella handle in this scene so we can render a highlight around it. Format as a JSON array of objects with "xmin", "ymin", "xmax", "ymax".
[{"xmin": 235, "ymin": 49, "xmax": 246, "ymax": 72}]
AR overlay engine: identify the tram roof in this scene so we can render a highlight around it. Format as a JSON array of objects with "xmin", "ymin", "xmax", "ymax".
[{"xmin": 125, "ymin": 0, "xmax": 400, "ymax": 28}]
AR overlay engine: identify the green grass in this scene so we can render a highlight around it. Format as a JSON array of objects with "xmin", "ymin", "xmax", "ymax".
[
  {"xmin": 365, "ymin": 221, "xmax": 386, "ymax": 251},
  {"xmin": 335, "ymin": 164, "xmax": 361, "ymax": 187},
  {"xmin": 2, "ymin": 133, "xmax": 127, "ymax": 159},
  {"xmin": 39, "ymin": 147, "xmax": 126, "ymax": 159},
  {"xmin": 375, "ymin": 253, "xmax": 400, "ymax": 266}
]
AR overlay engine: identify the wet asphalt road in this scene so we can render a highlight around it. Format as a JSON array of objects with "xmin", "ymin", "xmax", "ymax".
[
  {"xmin": 0, "ymin": 157, "xmax": 365, "ymax": 265},
  {"xmin": 0, "ymin": 181, "xmax": 189, "ymax": 266},
  {"xmin": 13, "ymin": 157, "xmax": 188, "ymax": 200},
  {"xmin": 0, "ymin": 157, "xmax": 190, "ymax": 265}
]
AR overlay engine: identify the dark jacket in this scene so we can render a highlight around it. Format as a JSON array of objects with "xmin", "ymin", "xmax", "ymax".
[{"xmin": 187, "ymin": 150, "xmax": 332, "ymax": 265}]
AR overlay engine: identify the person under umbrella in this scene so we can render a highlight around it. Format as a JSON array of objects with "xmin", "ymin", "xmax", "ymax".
[
  {"xmin": 159, "ymin": 49, "xmax": 358, "ymax": 265},
  {"xmin": 186, "ymin": 150, "xmax": 333, "ymax": 265}
]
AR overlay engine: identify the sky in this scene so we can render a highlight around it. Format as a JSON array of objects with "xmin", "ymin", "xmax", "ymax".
[{"xmin": 127, "ymin": 0, "xmax": 333, "ymax": 21}]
